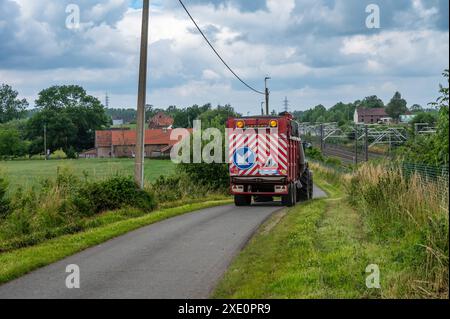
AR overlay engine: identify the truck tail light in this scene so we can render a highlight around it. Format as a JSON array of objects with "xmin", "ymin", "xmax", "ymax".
[
  {"xmin": 275, "ymin": 185, "xmax": 287, "ymax": 193},
  {"xmin": 232, "ymin": 185, "xmax": 244, "ymax": 192},
  {"xmin": 270, "ymin": 120, "xmax": 278, "ymax": 128},
  {"xmin": 236, "ymin": 120, "xmax": 245, "ymax": 129}
]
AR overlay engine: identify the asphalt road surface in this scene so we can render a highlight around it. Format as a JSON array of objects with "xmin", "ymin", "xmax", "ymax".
[{"xmin": 0, "ymin": 185, "xmax": 326, "ymax": 299}]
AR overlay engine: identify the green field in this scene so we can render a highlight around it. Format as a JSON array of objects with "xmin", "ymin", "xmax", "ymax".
[{"xmin": 0, "ymin": 159, "xmax": 176, "ymax": 190}]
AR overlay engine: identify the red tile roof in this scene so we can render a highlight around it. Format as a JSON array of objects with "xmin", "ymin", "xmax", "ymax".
[
  {"xmin": 96, "ymin": 129, "xmax": 192, "ymax": 147},
  {"xmin": 357, "ymin": 108, "xmax": 388, "ymax": 116},
  {"xmin": 149, "ymin": 112, "xmax": 174, "ymax": 129}
]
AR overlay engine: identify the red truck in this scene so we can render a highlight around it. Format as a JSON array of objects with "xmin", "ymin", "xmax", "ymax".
[{"xmin": 227, "ymin": 112, "xmax": 313, "ymax": 207}]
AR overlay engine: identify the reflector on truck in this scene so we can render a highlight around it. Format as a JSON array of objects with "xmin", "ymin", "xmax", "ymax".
[{"xmin": 228, "ymin": 129, "xmax": 288, "ymax": 177}]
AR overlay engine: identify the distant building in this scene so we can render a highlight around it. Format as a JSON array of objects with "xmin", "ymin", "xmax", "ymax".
[
  {"xmin": 354, "ymin": 108, "xmax": 391, "ymax": 124},
  {"xmin": 149, "ymin": 112, "xmax": 174, "ymax": 129},
  {"xmin": 112, "ymin": 119, "xmax": 124, "ymax": 126},
  {"xmin": 400, "ymin": 114, "xmax": 416, "ymax": 123},
  {"xmin": 79, "ymin": 148, "xmax": 97, "ymax": 159},
  {"xmin": 94, "ymin": 128, "xmax": 191, "ymax": 158}
]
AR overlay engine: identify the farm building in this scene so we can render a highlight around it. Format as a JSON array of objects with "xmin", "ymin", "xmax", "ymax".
[
  {"xmin": 354, "ymin": 108, "xmax": 392, "ymax": 124},
  {"xmin": 149, "ymin": 112, "xmax": 174, "ymax": 129},
  {"xmin": 94, "ymin": 128, "xmax": 191, "ymax": 158}
]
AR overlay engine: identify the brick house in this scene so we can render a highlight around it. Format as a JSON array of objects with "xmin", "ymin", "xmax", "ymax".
[
  {"xmin": 148, "ymin": 112, "xmax": 174, "ymax": 129},
  {"xmin": 95, "ymin": 128, "xmax": 191, "ymax": 158},
  {"xmin": 354, "ymin": 108, "xmax": 391, "ymax": 124}
]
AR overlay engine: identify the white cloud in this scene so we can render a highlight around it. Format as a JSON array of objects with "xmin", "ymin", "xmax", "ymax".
[
  {"xmin": 0, "ymin": 0, "xmax": 448, "ymax": 113},
  {"xmin": 340, "ymin": 30, "xmax": 449, "ymax": 76}
]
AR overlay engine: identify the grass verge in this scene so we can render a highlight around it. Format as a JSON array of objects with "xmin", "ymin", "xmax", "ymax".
[
  {"xmin": 213, "ymin": 163, "xmax": 448, "ymax": 299},
  {"xmin": 347, "ymin": 163, "xmax": 448, "ymax": 298},
  {"xmin": 0, "ymin": 198, "xmax": 232, "ymax": 284},
  {"xmin": 213, "ymin": 176, "xmax": 377, "ymax": 299}
]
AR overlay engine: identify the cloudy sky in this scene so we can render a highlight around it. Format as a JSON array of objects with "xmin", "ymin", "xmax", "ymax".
[{"xmin": 0, "ymin": 0, "xmax": 448, "ymax": 114}]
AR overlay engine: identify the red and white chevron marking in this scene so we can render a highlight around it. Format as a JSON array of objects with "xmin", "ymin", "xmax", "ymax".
[{"xmin": 228, "ymin": 129, "xmax": 288, "ymax": 176}]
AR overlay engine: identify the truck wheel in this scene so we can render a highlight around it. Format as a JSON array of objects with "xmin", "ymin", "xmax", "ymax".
[
  {"xmin": 309, "ymin": 173, "xmax": 314, "ymax": 199},
  {"xmin": 282, "ymin": 183, "xmax": 295, "ymax": 207},
  {"xmin": 298, "ymin": 171, "xmax": 312, "ymax": 202},
  {"xmin": 235, "ymin": 195, "xmax": 252, "ymax": 206},
  {"xmin": 296, "ymin": 183, "xmax": 302, "ymax": 202},
  {"xmin": 292, "ymin": 184, "xmax": 297, "ymax": 206}
]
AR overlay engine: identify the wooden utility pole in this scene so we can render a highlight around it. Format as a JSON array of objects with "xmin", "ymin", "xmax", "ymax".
[
  {"xmin": 135, "ymin": 0, "xmax": 150, "ymax": 189},
  {"xmin": 265, "ymin": 77, "xmax": 270, "ymax": 115},
  {"xmin": 354, "ymin": 125, "xmax": 358, "ymax": 165},
  {"xmin": 44, "ymin": 124, "xmax": 47, "ymax": 160},
  {"xmin": 320, "ymin": 124, "xmax": 324, "ymax": 153}
]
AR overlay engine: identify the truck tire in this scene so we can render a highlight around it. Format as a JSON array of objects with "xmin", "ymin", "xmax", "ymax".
[
  {"xmin": 235, "ymin": 195, "xmax": 252, "ymax": 206},
  {"xmin": 292, "ymin": 183, "xmax": 297, "ymax": 206},
  {"xmin": 309, "ymin": 173, "xmax": 314, "ymax": 199},
  {"xmin": 282, "ymin": 183, "xmax": 295, "ymax": 207},
  {"xmin": 298, "ymin": 170, "xmax": 312, "ymax": 202}
]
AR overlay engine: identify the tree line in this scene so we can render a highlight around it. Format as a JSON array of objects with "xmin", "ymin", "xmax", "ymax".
[
  {"xmin": 0, "ymin": 85, "xmax": 110, "ymax": 158},
  {"xmin": 0, "ymin": 84, "xmax": 240, "ymax": 159},
  {"xmin": 293, "ymin": 92, "xmax": 437, "ymax": 125},
  {"xmin": 106, "ymin": 103, "xmax": 239, "ymax": 129},
  {"xmin": 1, "ymin": 70, "xmax": 447, "ymax": 165}
]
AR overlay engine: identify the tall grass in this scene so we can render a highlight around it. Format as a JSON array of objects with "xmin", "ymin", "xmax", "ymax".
[
  {"xmin": 348, "ymin": 162, "xmax": 449, "ymax": 298},
  {"xmin": 309, "ymin": 162, "xmax": 352, "ymax": 187},
  {"xmin": 0, "ymin": 165, "xmax": 228, "ymax": 253}
]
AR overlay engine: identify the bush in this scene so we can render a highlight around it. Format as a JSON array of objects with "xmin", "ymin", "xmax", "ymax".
[
  {"xmin": 56, "ymin": 166, "xmax": 80, "ymax": 196},
  {"xmin": 2, "ymin": 209, "xmax": 33, "ymax": 237},
  {"xmin": 178, "ymin": 163, "xmax": 229, "ymax": 191},
  {"xmin": 0, "ymin": 173, "xmax": 158, "ymax": 251},
  {"xmin": 149, "ymin": 172, "xmax": 220, "ymax": 204},
  {"xmin": 50, "ymin": 149, "xmax": 67, "ymax": 160},
  {"xmin": 0, "ymin": 176, "xmax": 10, "ymax": 218},
  {"xmin": 151, "ymin": 175, "xmax": 184, "ymax": 202},
  {"xmin": 66, "ymin": 146, "xmax": 78, "ymax": 159},
  {"xmin": 305, "ymin": 147, "xmax": 325, "ymax": 162},
  {"xmin": 1, "ymin": 187, "xmax": 38, "ymax": 237},
  {"xmin": 325, "ymin": 157, "xmax": 342, "ymax": 167},
  {"xmin": 72, "ymin": 176, "xmax": 156, "ymax": 216}
]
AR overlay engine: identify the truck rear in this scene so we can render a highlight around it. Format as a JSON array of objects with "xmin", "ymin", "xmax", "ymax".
[{"xmin": 227, "ymin": 112, "xmax": 313, "ymax": 207}]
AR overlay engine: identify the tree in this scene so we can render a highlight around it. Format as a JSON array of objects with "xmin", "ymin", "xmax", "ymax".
[
  {"xmin": 386, "ymin": 92, "xmax": 408, "ymax": 122},
  {"xmin": 400, "ymin": 70, "xmax": 449, "ymax": 165},
  {"xmin": 410, "ymin": 104, "xmax": 424, "ymax": 113},
  {"xmin": 106, "ymin": 108, "xmax": 136, "ymax": 124},
  {"xmin": 27, "ymin": 85, "xmax": 109, "ymax": 153},
  {"xmin": 0, "ymin": 84, "xmax": 28, "ymax": 123},
  {"xmin": 0, "ymin": 127, "xmax": 28, "ymax": 158},
  {"xmin": 198, "ymin": 104, "xmax": 240, "ymax": 129},
  {"xmin": 430, "ymin": 69, "xmax": 449, "ymax": 164},
  {"xmin": 172, "ymin": 104, "xmax": 212, "ymax": 128},
  {"xmin": 410, "ymin": 112, "xmax": 438, "ymax": 129},
  {"xmin": 358, "ymin": 95, "xmax": 385, "ymax": 109},
  {"xmin": 27, "ymin": 109, "xmax": 78, "ymax": 155}
]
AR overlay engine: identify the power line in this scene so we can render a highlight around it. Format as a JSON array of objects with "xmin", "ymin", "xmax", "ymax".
[
  {"xmin": 105, "ymin": 92, "xmax": 110, "ymax": 108},
  {"xmin": 283, "ymin": 96, "xmax": 289, "ymax": 112},
  {"xmin": 178, "ymin": 0, "xmax": 265, "ymax": 95}
]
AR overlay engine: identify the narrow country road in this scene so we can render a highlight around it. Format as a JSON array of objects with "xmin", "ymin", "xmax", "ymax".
[{"xmin": 0, "ymin": 186, "xmax": 326, "ymax": 299}]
